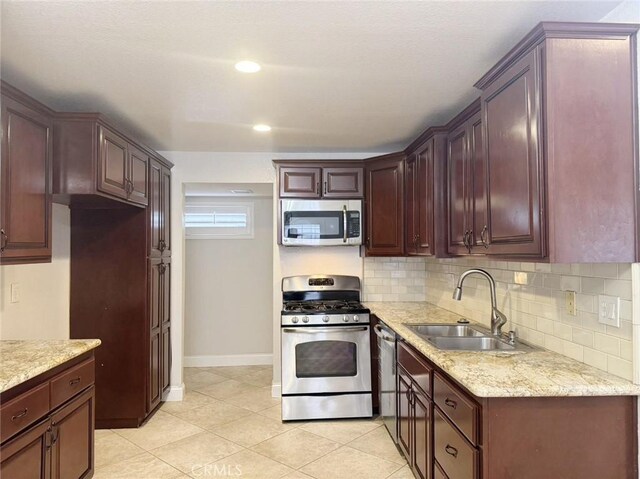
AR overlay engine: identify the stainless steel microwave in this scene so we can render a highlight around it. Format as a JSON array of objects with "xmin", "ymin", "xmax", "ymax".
[{"xmin": 281, "ymin": 199, "xmax": 363, "ymax": 246}]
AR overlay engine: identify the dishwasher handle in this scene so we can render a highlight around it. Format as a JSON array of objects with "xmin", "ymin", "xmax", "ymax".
[{"xmin": 373, "ymin": 324, "xmax": 395, "ymax": 342}]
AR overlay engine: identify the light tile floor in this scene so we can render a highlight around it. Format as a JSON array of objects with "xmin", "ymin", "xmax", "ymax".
[{"xmin": 95, "ymin": 366, "xmax": 410, "ymax": 479}]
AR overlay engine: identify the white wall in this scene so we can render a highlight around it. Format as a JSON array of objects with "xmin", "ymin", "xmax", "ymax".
[
  {"xmin": 161, "ymin": 151, "xmax": 382, "ymax": 399},
  {"xmin": 184, "ymin": 196, "xmax": 274, "ymax": 365},
  {"xmin": 0, "ymin": 204, "xmax": 70, "ymax": 339}
]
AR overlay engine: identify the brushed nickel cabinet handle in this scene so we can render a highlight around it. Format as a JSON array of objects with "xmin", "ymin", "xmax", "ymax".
[
  {"xmin": 0, "ymin": 229, "xmax": 7, "ymax": 253},
  {"xmin": 444, "ymin": 398, "xmax": 457, "ymax": 409},
  {"xmin": 480, "ymin": 225, "xmax": 489, "ymax": 248},
  {"xmin": 462, "ymin": 231, "xmax": 469, "ymax": 249},
  {"xmin": 324, "ymin": 181, "xmax": 327, "ymax": 194},
  {"xmin": 467, "ymin": 229, "xmax": 473, "ymax": 252},
  {"xmin": 11, "ymin": 408, "xmax": 28, "ymax": 421},
  {"xmin": 445, "ymin": 444, "xmax": 458, "ymax": 458}
]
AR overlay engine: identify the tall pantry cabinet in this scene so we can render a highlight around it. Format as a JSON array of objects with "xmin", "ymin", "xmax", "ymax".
[{"xmin": 54, "ymin": 114, "xmax": 173, "ymax": 428}]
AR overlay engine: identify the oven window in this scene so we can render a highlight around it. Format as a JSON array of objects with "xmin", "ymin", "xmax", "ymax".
[
  {"xmin": 284, "ymin": 211, "xmax": 343, "ymax": 239},
  {"xmin": 295, "ymin": 341, "xmax": 357, "ymax": 378}
]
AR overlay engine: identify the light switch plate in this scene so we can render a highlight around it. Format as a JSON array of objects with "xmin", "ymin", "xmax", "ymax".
[
  {"xmin": 10, "ymin": 283, "xmax": 20, "ymax": 303},
  {"xmin": 565, "ymin": 291, "xmax": 577, "ymax": 316},
  {"xmin": 598, "ymin": 294, "xmax": 620, "ymax": 327}
]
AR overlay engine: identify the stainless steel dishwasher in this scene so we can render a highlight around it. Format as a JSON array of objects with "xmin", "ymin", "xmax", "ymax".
[{"xmin": 373, "ymin": 321, "xmax": 397, "ymax": 443}]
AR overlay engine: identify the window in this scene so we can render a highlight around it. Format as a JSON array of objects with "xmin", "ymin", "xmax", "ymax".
[{"xmin": 185, "ymin": 203, "xmax": 254, "ymax": 239}]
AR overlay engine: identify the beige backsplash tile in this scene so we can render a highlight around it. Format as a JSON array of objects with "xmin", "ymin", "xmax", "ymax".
[{"xmin": 363, "ymin": 256, "xmax": 636, "ymax": 381}]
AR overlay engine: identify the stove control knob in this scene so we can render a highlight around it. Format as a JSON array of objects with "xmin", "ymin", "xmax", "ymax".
[
  {"xmin": 322, "ymin": 316, "xmax": 330, "ymax": 323},
  {"xmin": 302, "ymin": 316, "xmax": 310, "ymax": 323},
  {"xmin": 353, "ymin": 315, "xmax": 360, "ymax": 322},
  {"xmin": 343, "ymin": 315, "xmax": 349, "ymax": 322},
  {"xmin": 291, "ymin": 316, "xmax": 299, "ymax": 324}
]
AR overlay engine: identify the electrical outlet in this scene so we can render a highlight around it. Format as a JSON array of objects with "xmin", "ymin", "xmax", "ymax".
[
  {"xmin": 598, "ymin": 294, "xmax": 620, "ymax": 327},
  {"xmin": 565, "ymin": 290, "xmax": 577, "ymax": 316},
  {"xmin": 10, "ymin": 283, "xmax": 20, "ymax": 303}
]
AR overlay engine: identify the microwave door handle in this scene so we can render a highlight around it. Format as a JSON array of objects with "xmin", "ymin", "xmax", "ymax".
[{"xmin": 343, "ymin": 205, "xmax": 348, "ymax": 243}]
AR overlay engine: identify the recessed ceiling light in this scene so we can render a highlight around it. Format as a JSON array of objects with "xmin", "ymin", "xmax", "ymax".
[
  {"xmin": 253, "ymin": 124, "xmax": 272, "ymax": 132},
  {"xmin": 235, "ymin": 61, "xmax": 261, "ymax": 73}
]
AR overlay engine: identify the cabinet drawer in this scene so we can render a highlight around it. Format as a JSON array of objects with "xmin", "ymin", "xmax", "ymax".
[
  {"xmin": 434, "ymin": 372, "xmax": 479, "ymax": 445},
  {"xmin": 434, "ymin": 408, "xmax": 479, "ymax": 479},
  {"xmin": 50, "ymin": 358, "xmax": 95, "ymax": 409},
  {"xmin": 397, "ymin": 341, "xmax": 431, "ymax": 397},
  {"xmin": 0, "ymin": 382, "xmax": 50, "ymax": 443}
]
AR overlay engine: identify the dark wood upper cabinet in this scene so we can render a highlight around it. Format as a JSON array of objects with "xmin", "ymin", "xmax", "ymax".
[
  {"xmin": 322, "ymin": 167, "xmax": 363, "ymax": 198},
  {"xmin": 279, "ymin": 167, "xmax": 321, "ymax": 198},
  {"xmin": 481, "ymin": 49, "xmax": 544, "ymax": 257},
  {"xmin": 54, "ymin": 114, "xmax": 156, "ymax": 208},
  {"xmin": 474, "ymin": 22, "xmax": 639, "ymax": 262},
  {"xmin": 0, "ymin": 82, "xmax": 53, "ymax": 265},
  {"xmin": 405, "ymin": 136, "xmax": 440, "ymax": 256},
  {"xmin": 446, "ymin": 103, "xmax": 486, "ymax": 256},
  {"xmin": 276, "ymin": 163, "xmax": 364, "ymax": 199},
  {"xmin": 365, "ymin": 153, "xmax": 405, "ymax": 256}
]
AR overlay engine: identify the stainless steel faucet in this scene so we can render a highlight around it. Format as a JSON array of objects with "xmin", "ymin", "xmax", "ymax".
[{"xmin": 452, "ymin": 268, "xmax": 508, "ymax": 336}]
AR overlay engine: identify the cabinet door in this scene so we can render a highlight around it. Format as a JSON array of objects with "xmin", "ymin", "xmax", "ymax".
[
  {"xmin": 397, "ymin": 367, "xmax": 412, "ymax": 462},
  {"xmin": 0, "ymin": 418, "xmax": 50, "ymax": 479},
  {"xmin": 322, "ymin": 167, "xmax": 363, "ymax": 198},
  {"xmin": 365, "ymin": 154, "xmax": 405, "ymax": 256},
  {"xmin": 279, "ymin": 167, "xmax": 321, "ymax": 198},
  {"xmin": 161, "ymin": 324, "xmax": 171, "ymax": 396},
  {"xmin": 50, "ymin": 387, "xmax": 94, "ymax": 479},
  {"xmin": 148, "ymin": 258, "xmax": 163, "ymax": 411},
  {"xmin": 0, "ymin": 93, "xmax": 52, "ymax": 264},
  {"xmin": 98, "ymin": 126, "xmax": 129, "ymax": 200},
  {"xmin": 148, "ymin": 160, "xmax": 162, "ymax": 257},
  {"xmin": 412, "ymin": 388, "xmax": 432, "ymax": 479},
  {"xmin": 128, "ymin": 145, "xmax": 149, "ymax": 206},
  {"xmin": 161, "ymin": 166, "xmax": 172, "ymax": 256},
  {"xmin": 447, "ymin": 123, "xmax": 470, "ymax": 255},
  {"xmin": 405, "ymin": 155, "xmax": 418, "ymax": 255},
  {"xmin": 468, "ymin": 112, "xmax": 488, "ymax": 250},
  {"xmin": 415, "ymin": 141, "xmax": 434, "ymax": 255},
  {"xmin": 482, "ymin": 48, "xmax": 544, "ymax": 257}
]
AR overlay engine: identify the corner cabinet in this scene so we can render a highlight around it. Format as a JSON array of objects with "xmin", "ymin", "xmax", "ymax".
[
  {"xmin": 474, "ymin": 23, "xmax": 639, "ymax": 262},
  {"xmin": 53, "ymin": 114, "xmax": 150, "ymax": 207},
  {"xmin": 0, "ymin": 82, "xmax": 53, "ymax": 265},
  {"xmin": 364, "ymin": 153, "xmax": 406, "ymax": 256},
  {"xmin": 396, "ymin": 339, "xmax": 637, "ymax": 479},
  {"xmin": 59, "ymin": 113, "xmax": 174, "ymax": 428},
  {"xmin": 0, "ymin": 354, "xmax": 96, "ymax": 479}
]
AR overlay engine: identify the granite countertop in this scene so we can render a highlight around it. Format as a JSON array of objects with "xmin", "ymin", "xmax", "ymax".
[
  {"xmin": 0, "ymin": 339, "xmax": 101, "ymax": 393},
  {"xmin": 365, "ymin": 301, "xmax": 640, "ymax": 398}
]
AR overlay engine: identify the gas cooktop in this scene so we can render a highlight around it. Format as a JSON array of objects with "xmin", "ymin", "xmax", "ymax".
[{"xmin": 282, "ymin": 300, "xmax": 369, "ymax": 315}]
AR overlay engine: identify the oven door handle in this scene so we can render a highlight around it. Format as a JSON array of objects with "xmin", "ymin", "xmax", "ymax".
[
  {"xmin": 343, "ymin": 205, "xmax": 348, "ymax": 243},
  {"xmin": 373, "ymin": 324, "xmax": 395, "ymax": 342},
  {"xmin": 282, "ymin": 326, "xmax": 368, "ymax": 334}
]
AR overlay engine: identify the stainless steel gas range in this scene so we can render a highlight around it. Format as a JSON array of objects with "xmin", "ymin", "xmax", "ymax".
[{"xmin": 280, "ymin": 275, "xmax": 372, "ymax": 421}]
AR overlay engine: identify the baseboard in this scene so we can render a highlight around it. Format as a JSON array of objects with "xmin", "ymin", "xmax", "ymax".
[
  {"xmin": 184, "ymin": 354, "xmax": 273, "ymax": 367},
  {"xmin": 164, "ymin": 384, "xmax": 185, "ymax": 402},
  {"xmin": 271, "ymin": 383, "xmax": 281, "ymax": 398}
]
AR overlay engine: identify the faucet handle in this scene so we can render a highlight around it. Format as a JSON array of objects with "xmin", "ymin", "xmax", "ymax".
[{"xmin": 506, "ymin": 330, "xmax": 517, "ymax": 344}]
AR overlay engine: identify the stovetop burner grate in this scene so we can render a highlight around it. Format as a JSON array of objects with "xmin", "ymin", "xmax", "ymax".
[{"xmin": 283, "ymin": 300, "xmax": 366, "ymax": 314}]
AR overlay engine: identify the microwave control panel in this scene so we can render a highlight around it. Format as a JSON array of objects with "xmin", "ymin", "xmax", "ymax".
[{"xmin": 347, "ymin": 212, "xmax": 360, "ymax": 238}]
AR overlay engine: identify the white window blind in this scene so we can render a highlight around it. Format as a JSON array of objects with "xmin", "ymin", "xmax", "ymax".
[{"xmin": 185, "ymin": 203, "xmax": 254, "ymax": 239}]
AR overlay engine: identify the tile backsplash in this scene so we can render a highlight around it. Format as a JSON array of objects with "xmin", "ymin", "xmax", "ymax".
[{"xmin": 363, "ymin": 257, "xmax": 634, "ymax": 381}]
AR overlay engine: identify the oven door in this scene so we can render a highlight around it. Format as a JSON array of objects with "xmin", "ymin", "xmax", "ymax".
[{"xmin": 281, "ymin": 325, "xmax": 371, "ymax": 395}]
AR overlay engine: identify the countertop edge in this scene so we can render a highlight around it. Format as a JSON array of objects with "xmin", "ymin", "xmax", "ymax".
[{"xmin": 367, "ymin": 302, "xmax": 640, "ymax": 398}]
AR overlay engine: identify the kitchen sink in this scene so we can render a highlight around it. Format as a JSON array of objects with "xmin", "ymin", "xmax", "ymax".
[
  {"xmin": 407, "ymin": 324, "xmax": 487, "ymax": 338},
  {"xmin": 406, "ymin": 322, "xmax": 537, "ymax": 352},
  {"xmin": 426, "ymin": 336, "xmax": 517, "ymax": 351}
]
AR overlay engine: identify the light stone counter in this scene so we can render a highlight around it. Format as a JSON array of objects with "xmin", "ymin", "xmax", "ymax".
[
  {"xmin": 365, "ymin": 301, "xmax": 640, "ymax": 398},
  {"xmin": 0, "ymin": 339, "xmax": 101, "ymax": 393}
]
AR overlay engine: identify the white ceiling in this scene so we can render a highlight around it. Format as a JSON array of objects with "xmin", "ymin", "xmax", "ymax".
[{"xmin": 1, "ymin": 0, "xmax": 624, "ymax": 153}]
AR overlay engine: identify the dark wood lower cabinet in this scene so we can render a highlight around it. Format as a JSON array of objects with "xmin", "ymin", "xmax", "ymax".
[
  {"xmin": 0, "ymin": 355, "xmax": 96, "ymax": 479},
  {"xmin": 395, "ymin": 339, "xmax": 637, "ymax": 479}
]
